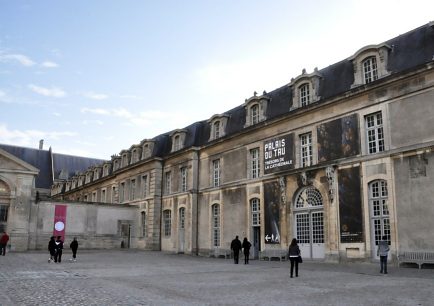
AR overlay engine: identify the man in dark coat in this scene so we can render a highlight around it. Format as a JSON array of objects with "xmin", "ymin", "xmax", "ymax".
[
  {"xmin": 70, "ymin": 237, "xmax": 78, "ymax": 262},
  {"xmin": 230, "ymin": 235, "xmax": 242, "ymax": 264},
  {"xmin": 54, "ymin": 236, "xmax": 64, "ymax": 263},
  {"xmin": 48, "ymin": 236, "xmax": 57, "ymax": 263}
]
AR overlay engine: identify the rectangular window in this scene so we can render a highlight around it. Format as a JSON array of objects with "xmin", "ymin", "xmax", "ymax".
[
  {"xmin": 250, "ymin": 148, "xmax": 260, "ymax": 179},
  {"xmin": 111, "ymin": 186, "xmax": 116, "ymax": 203},
  {"xmin": 365, "ymin": 112, "xmax": 385, "ymax": 154},
  {"xmin": 91, "ymin": 192, "xmax": 97, "ymax": 202},
  {"xmin": 119, "ymin": 182, "xmax": 125, "ymax": 202},
  {"xmin": 163, "ymin": 210, "xmax": 171, "ymax": 237},
  {"xmin": 300, "ymin": 132, "xmax": 313, "ymax": 167},
  {"xmin": 101, "ymin": 189, "xmax": 106, "ymax": 203},
  {"xmin": 363, "ymin": 57, "xmax": 378, "ymax": 84},
  {"xmin": 212, "ymin": 204, "xmax": 220, "ymax": 247},
  {"xmin": 213, "ymin": 121, "xmax": 220, "ymax": 139},
  {"xmin": 142, "ymin": 175, "xmax": 148, "ymax": 198},
  {"xmin": 251, "ymin": 105, "xmax": 259, "ymax": 125},
  {"xmin": 130, "ymin": 179, "xmax": 136, "ymax": 200},
  {"xmin": 180, "ymin": 167, "xmax": 187, "ymax": 192},
  {"xmin": 165, "ymin": 171, "xmax": 172, "ymax": 195},
  {"xmin": 212, "ymin": 159, "xmax": 220, "ymax": 187},
  {"xmin": 84, "ymin": 195, "xmax": 88, "ymax": 201},
  {"xmin": 0, "ymin": 205, "xmax": 8, "ymax": 222},
  {"xmin": 141, "ymin": 212, "xmax": 147, "ymax": 237},
  {"xmin": 251, "ymin": 198, "xmax": 261, "ymax": 226}
]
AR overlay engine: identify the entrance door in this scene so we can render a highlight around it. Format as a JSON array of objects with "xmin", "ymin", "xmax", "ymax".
[
  {"xmin": 252, "ymin": 226, "xmax": 261, "ymax": 259},
  {"xmin": 178, "ymin": 207, "xmax": 185, "ymax": 253},
  {"xmin": 369, "ymin": 180, "xmax": 390, "ymax": 259},
  {"xmin": 294, "ymin": 186, "xmax": 325, "ymax": 259}
]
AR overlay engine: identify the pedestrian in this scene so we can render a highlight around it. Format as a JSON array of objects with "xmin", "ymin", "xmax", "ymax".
[
  {"xmin": 377, "ymin": 235, "xmax": 390, "ymax": 274},
  {"xmin": 70, "ymin": 237, "xmax": 78, "ymax": 262},
  {"xmin": 288, "ymin": 238, "xmax": 301, "ymax": 278},
  {"xmin": 0, "ymin": 231, "xmax": 10, "ymax": 256},
  {"xmin": 242, "ymin": 237, "xmax": 252, "ymax": 264},
  {"xmin": 48, "ymin": 236, "xmax": 57, "ymax": 263},
  {"xmin": 230, "ymin": 235, "xmax": 242, "ymax": 264},
  {"xmin": 54, "ymin": 236, "xmax": 64, "ymax": 263}
]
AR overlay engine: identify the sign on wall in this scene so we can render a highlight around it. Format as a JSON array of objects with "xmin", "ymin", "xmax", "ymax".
[
  {"xmin": 264, "ymin": 181, "xmax": 281, "ymax": 244},
  {"xmin": 317, "ymin": 114, "xmax": 360, "ymax": 163},
  {"xmin": 263, "ymin": 133, "xmax": 295, "ymax": 174},
  {"xmin": 338, "ymin": 167, "xmax": 363, "ymax": 243},
  {"xmin": 53, "ymin": 205, "xmax": 67, "ymax": 241}
]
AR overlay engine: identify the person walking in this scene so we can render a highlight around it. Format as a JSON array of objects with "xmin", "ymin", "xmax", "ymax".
[
  {"xmin": 48, "ymin": 236, "xmax": 57, "ymax": 263},
  {"xmin": 0, "ymin": 231, "xmax": 10, "ymax": 256},
  {"xmin": 230, "ymin": 235, "xmax": 242, "ymax": 264},
  {"xmin": 54, "ymin": 236, "xmax": 64, "ymax": 263},
  {"xmin": 288, "ymin": 238, "xmax": 301, "ymax": 278},
  {"xmin": 242, "ymin": 237, "xmax": 252, "ymax": 264},
  {"xmin": 70, "ymin": 237, "xmax": 78, "ymax": 262},
  {"xmin": 377, "ymin": 235, "xmax": 390, "ymax": 274}
]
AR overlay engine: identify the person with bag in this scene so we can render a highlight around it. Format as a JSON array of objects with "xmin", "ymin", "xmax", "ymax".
[
  {"xmin": 288, "ymin": 238, "xmax": 301, "ymax": 278},
  {"xmin": 48, "ymin": 236, "xmax": 57, "ymax": 263}
]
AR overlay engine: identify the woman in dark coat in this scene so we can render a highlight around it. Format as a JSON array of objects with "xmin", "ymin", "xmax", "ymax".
[
  {"xmin": 242, "ymin": 237, "xmax": 252, "ymax": 264},
  {"xmin": 48, "ymin": 236, "xmax": 57, "ymax": 263},
  {"xmin": 288, "ymin": 238, "xmax": 301, "ymax": 278}
]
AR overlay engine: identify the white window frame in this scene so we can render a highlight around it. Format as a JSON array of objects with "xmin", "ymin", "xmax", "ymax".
[
  {"xmin": 119, "ymin": 182, "xmax": 125, "ymax": 203},
  {"xmin": 365, "ymin": 112, "xmax": 385, "ymax": 154},
  {"xmin": 369, "ymin": 180, "xmax": 390, "ymax": 246},
  {"xmin": 250, "ymin": 104, "xmax": 259, "ymax": 125},
  {"xmin": 251, "ymin": 198, "xmax": 260, "ymax": 226},
  {"xmin": 299, "ymin": 83, "xmax": 311, "ymax": 107},
  {"xmin": 142, "ymin": 174, "xmax": 148, "ymax": 198},
  {"xmin": 300, "ymin": 132, "xmax": 313, "ymax": 167},
  {"xmin": 250, "ymin": 148, "xmax": 260, "ymax": 179},
  {"xmin": 179, "ymin": 207, "xmax": 185, "ymax": 229},
  {"xmin": 213, "ymin": 121, "xmax": 220, "ymax": 139},
  {"xmin": 141, "ymin": 211, "xmax": 147, "ymax": 237},
  {"xmin": 363, "ymin": 56, "xmax": 378, "ymax": 84},
  {"xmin": 212, "ymin": 159, "xmax": 221, "ymax": 187},
  {"xmin": 130, "ymin": 179, "xmax": 136, "ymax": 201}
]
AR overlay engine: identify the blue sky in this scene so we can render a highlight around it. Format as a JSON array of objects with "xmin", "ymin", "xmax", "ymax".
[{"xmin": 1, "ymin": 0, "xmax": 433, "ymax": 159}]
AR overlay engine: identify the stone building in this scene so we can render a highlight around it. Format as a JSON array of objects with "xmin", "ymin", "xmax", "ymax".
[
  {"xmin": 51, "ymin": 22, "xmax": 434, "ymax": 262},
  {"xmin": 0, "ymin": 143, "xmax": 107, "ymax": 250}
]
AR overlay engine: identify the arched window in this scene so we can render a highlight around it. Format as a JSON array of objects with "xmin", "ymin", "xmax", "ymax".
[
  {"xmin": 250, "ymin": 198, "xmax": 260, "ymax": 226},
  {"xmin": 369, "ymin": 180, "xmax": 390, "ymax": 246},
  {"xmin": 363, "ymin": 56, "xmax": 378, "ymax": 84},
  {"xmin": 213, "ymin": 121, "xmax": 220, "ymax": 139},
  {"xmin": 295, "ymin": 186, "xmax": 323, "ymax": 209},
  {"xmin": 212, "ymin": 204, "xmax": 220, "ymax": 247},
  {"xmin": 299, "ymin": 83, "xmax": 311, "ymax": 107},
  {"xmin": 250, "ymin": 104, "xmax": 259, "ymax": 125}
]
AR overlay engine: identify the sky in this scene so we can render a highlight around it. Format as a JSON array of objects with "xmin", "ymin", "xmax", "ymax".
[{"xmin": 0, "ymin": 0, "xmax": 433, "ymax": 159}]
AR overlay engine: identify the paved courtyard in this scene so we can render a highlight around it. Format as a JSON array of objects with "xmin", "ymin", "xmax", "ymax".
[{"xmin": 0, "ymin": 249, "xmax": 433, "ymax": 305}]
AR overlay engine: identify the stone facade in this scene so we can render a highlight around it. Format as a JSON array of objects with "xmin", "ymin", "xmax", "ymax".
[{"xmin": 48, "ymin": 22, "xmax": 434, "ymax": 262}]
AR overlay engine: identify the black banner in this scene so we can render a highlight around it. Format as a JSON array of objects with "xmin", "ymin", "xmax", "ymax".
[
  {"xmin": 263, "ymin": 133, "xmax": 295, "ymax": 174},
  {"xmin": 264, "ymin": 181, "xmax": 281, "ymax": 244},
  {"xmin": 338, "ymin": 167, "xmax": 363, "ymax": 243}
]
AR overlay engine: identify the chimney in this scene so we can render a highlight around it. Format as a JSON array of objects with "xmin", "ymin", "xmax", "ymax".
[{"xmin": 39, "ymin": 139, "xmax": 44, "ymax": 150}]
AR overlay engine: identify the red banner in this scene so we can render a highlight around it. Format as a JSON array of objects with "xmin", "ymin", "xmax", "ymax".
[{"xmin": 53, "ymin": 205, "xmax": 67, "ymax": 241}]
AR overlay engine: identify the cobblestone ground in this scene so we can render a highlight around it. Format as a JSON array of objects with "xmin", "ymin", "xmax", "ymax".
[{"xmin": 0, "ymin": 250, "xmax": 433, "ymax": 305}]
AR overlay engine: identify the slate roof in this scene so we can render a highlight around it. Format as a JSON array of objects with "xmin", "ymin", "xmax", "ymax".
[{"xmin": 0, "ymin": 144, "xmax": 106, "ymax": 189}]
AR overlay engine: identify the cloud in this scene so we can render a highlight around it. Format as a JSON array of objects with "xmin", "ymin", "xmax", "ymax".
[
  {"xmin": 0, "ymin": 124, "xmax": 77, "ymax": 147},
  {"xmin": 0, "ymin": 90, "xmax": 5, "ymax": 98},
  {"xmin": 82, "ymin": 119, "xmax": 104, "ymax": 126},
  {"xmin": 28, "ymin": 84, "xmax": 66, "ymax": 98},
  {"xmin": 119, "ymin": 94, "xmax": 143, "ymax": 100},
  {"xmin": 81, "ymin": 107, "xmax": 110, "ymax": 115},
  {"xmin": 82, "ymin": 91, "xmax": 109, "ymax": 100},
  {"xmin": 41, "ymin": 61, "xmax": 59, "ymax": 68},
  {"xmin": 0, "ymin": 53, "xmax": 35, "ymax": 66}
]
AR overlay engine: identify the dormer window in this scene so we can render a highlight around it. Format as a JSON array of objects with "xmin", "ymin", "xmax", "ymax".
[
  {"xmin": 363, "ymin": 56, "xmax": 378, "ymax": 84},
  {"xmin": 140, "ymin": 140, "xmax": 155, "ymax": 159},
  {"xmin": 112, "ymin": 157, "xmax": 121, "ymax": 171},
  {"xmin": 244, "ymin": 91, "xmax": 270, "ymax": 128},
  {"xmin": 170, "ymin": 130, "xmax": 187, "ymax": 152},
  {"xmin": 299, "ymin": 83, "xmax": 311, "ymax": 107},
  {"xmin": 102, "ymin": 162, "xmax": 112, "ymax": 177},
  {"xmin": 290, "ymin": 68, "xmax": 321, "ymax": 109},
  {"xmin": 208, "ymin": 114, "xmax": 229, "ymax": 141},
  {"xmin": 350, "ymin": 43, "xmax": 391, "ymax": 87},
  {"xmin": 121, "ymin": 151, "xmax": 130, "ymax": 168},
  {"xmin": 130, "ymin": 145, "xmax": 141, "ymax": 164}
]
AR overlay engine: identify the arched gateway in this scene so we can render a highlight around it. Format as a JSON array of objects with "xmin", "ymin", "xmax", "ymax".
[{"xmin": 293, "ymin": 186, "xmax": 325, "ymax": 259}]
